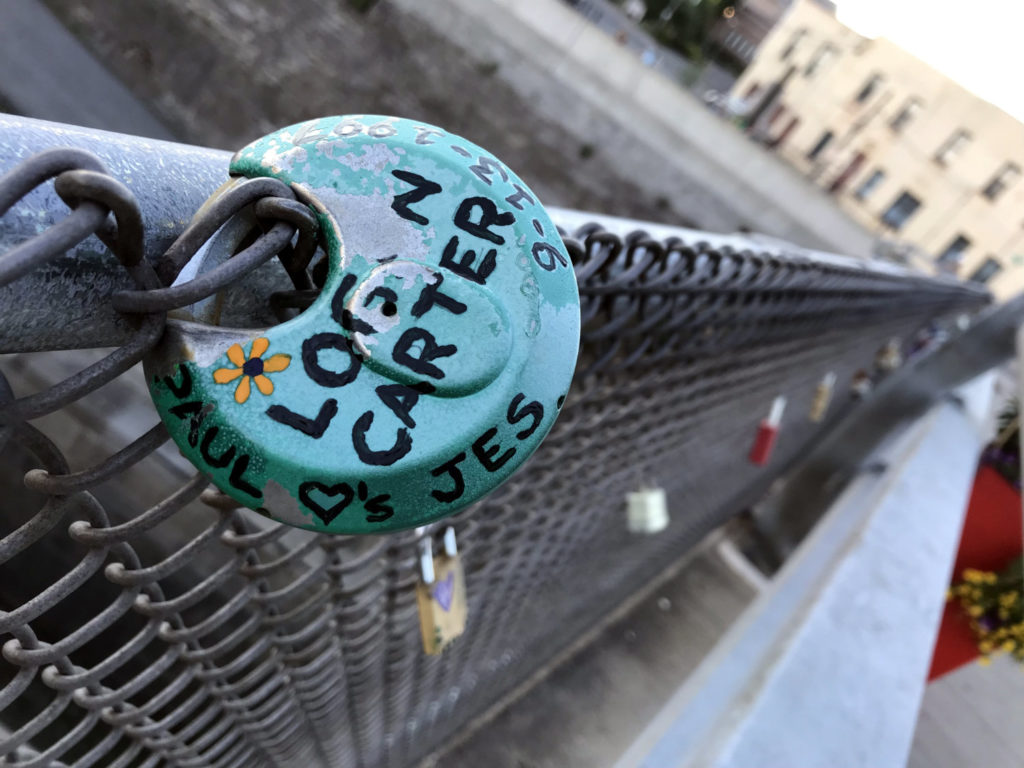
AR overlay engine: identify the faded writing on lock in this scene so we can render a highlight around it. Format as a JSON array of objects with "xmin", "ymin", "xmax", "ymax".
[{"xmin": 265, "ymin": 167, "xmax": 523, "ymax": 470}]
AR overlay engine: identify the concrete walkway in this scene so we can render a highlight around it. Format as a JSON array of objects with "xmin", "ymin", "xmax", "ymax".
[
  {"xmin": 910, "ymin": 639, "xmax": 1024, "ymax": 767},
  {"xmin": 0, "ymin": 0, "xmax": 173, "ymax": 139},
  {"xmin": 427, "ymin": 539, "xmax": 758, "ymax": 768}
]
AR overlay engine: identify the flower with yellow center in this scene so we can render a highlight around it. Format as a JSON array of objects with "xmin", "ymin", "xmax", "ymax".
[{"xmin": 213, "ymin": 337, "xmax": 291, "ymax": 404}]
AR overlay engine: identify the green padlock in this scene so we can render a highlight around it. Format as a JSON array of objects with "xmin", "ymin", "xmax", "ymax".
[{"xmin": 145, "ymin": 116, "xmax": 580, "ymax": 534}]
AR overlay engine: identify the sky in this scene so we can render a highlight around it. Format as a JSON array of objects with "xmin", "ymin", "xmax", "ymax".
[{"xmin": 834, "ymin": 0, "xmax": 1024, "ymax": 121}]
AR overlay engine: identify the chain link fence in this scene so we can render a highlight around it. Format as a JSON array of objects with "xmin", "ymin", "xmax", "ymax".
[{"xmin": 0, "ymin": 116, "xmax": 989, "ymax": 768}]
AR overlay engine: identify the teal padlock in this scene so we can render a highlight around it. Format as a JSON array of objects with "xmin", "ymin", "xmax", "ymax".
[{"xmin": 145, "ymin": 116, "xmax": 580, "ymax": 534}]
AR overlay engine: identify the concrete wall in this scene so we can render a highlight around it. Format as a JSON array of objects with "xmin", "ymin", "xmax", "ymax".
[
  {"xmin": 398, "ymin": 0, "xmax": 876, "ymax": 257},
  {"xmin": 40, "ymin": 0, "xmax": 873, "ymax": 257}
]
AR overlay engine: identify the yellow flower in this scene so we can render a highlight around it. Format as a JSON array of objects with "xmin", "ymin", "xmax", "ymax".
[
  {"xmin": 964, "ymin": 569, "xmax": 983, "ymax": 584},
  {"xmin": 978, "ymin": 656, "xmax": 992, "ymax": 666},
  {"xmin": 968, "ymin": 605, "xmax": 984, "ymax": 617},
  {"xmin": 1002, "ymin": 640, "xmax": 1017, "ymax": 652},
  {"xmin": 213, "ymin": 337, "xmax": 290, "ymax": 404}
]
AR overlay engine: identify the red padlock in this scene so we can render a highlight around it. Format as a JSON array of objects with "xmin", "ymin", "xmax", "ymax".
[{"xmin": 749, "ymin": 396, "xmax": 786, "ymax": 466}]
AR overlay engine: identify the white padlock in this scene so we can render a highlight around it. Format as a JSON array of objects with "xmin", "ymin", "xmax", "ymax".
[{"xmin": 626, "ymin": 487, "xmax": 669, "ymax": 534}]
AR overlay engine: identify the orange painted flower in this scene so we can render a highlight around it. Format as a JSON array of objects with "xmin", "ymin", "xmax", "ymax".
[{"xmin": 213, "ymin": 337, "xmax": 290, "ymax": 404}]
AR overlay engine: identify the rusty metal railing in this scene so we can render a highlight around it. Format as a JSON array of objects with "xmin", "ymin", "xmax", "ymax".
[{"xmin": 0, "ymin": 114, "xmax": 989, "ymax": 768}]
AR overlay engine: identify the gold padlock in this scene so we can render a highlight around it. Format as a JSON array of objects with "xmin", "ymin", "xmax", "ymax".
[
  {"xmin": 809, "ymin": 372, "xmax": 836, "ymax": 423},
  {"xmin": 416, "ymin": 527, "xmax": 467, "ymax": 655}
]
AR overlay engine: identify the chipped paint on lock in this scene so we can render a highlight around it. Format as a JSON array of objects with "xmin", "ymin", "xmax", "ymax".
[{"xmin": 145, "ymin": 115, "xmax": 581, "ymax": 534}]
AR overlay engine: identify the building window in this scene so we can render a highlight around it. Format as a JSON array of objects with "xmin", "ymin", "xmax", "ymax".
[
  {"xmin": 804, "ymin": 44, "xmax": 834, "ymax": 77},
  {"xmin": 854, "ymin": 169, "xmax": 885, "ymax": 200},
  {"xmin": 889, "ymin": 98, "xmax": 922, "ymax": 132},
  {"xmin": 968, "ymin": 257, "xmax": 1002, "ymax": 284},
  {"xmin": 981, "ymin": 162, "xmax": 1021, "ymax": 201},
  {"xmin": 780, "ymin": 28, "xmax": 806, "ymax": 61},
  {"xmin": 770, "ymin": 116, "xmax": 800, "ymax": 149},
  {"xmin": 854, "ymin": 74, "xmax": 883, "ymax": 104},
  {"xmin": 828, "ymin": 151, "xmax": 865, "ymax": 194},
  {"xmin": 935, "ymin": 129, "xmax": 971, "ymax": 165},
  {"xmin": 806, "ymin": 130, "xmax": 834, "ymax": 161},
  {"xmin": 881, "ymin": 191, "xmax": 921, "ymax": 230},
  {"xmin": 936, "ymin": 234, "xmax": 971, "ymax": 264}
]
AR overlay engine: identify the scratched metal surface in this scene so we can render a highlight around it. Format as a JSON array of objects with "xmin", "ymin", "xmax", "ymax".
[{"xmin": 0, "ymin": 118, "xmax": 990, "ymax": 768}]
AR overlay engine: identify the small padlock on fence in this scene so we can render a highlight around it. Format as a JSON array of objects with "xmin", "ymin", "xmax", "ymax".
[
  {"xmin": 850, "ymin": 369, "xmax": 873, "ymax": 400},
  {"xmin": 809, "ymin": 372, "xmax": 836, "ymax": 423},
  {"xmin": 626, "ymin": 486, "xmax": 669, "ymax": 534},
  {"xmin": 875, "ymin": 337, "xmax": 903, "ymax": 374},
  {"xmin": 749, "ymin": 395, "xmax": 786, "ymax": 466},
  {"xmin": 416, "ymin": 527, "xmax": 467, "ymax": 655}
]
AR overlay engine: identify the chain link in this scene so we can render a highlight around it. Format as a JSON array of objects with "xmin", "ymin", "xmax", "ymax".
[{"xmin": 0, "ymin": 147, "xmax": 987, "ymax": 768}]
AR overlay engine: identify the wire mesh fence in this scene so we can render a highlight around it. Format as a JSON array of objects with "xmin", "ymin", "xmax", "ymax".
[{"xmin": 0, "ymin": 117, "xmax": 989, "ymax": 768}]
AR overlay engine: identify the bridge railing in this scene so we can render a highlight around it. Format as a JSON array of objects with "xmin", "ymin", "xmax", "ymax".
[{"xmin": 0, "ymin": 114, "xmax": 989, "ymax": 768}]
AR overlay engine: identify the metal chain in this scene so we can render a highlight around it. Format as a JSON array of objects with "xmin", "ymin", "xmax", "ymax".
[{"xmin": 0, "ymin": 147, "xmax": 988, "ymax": 768}]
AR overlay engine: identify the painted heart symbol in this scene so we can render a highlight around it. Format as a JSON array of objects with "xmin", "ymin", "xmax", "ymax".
[
  {"xmin": 432, "ymin": 571, "xmax": 455, "ymax": 612},
  {"xmin": 298, "ymin": 481, "xmax": 355, "ymax": 525}
]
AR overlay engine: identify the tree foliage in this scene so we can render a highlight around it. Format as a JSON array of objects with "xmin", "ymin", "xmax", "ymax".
[{"xmin": 640, "ymin": 0, "xmax": 728, "ymax": 63}]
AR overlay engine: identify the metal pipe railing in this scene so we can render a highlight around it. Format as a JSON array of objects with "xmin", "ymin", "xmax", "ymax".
[{"xmin": 0, "ymin": 114, "xmax": 985, "ymax": 352}]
